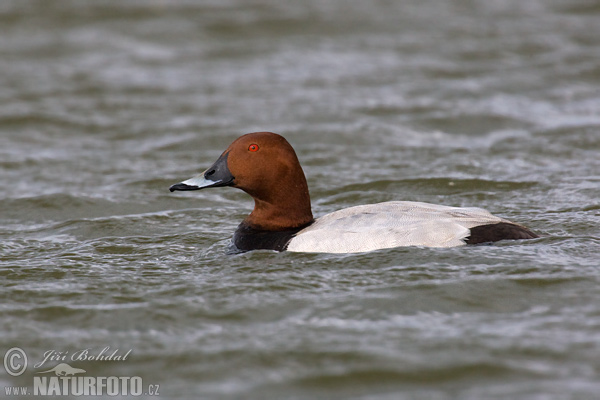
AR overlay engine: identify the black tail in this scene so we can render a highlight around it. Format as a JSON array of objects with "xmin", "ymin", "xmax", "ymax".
[{"xmin": 466, "ymin": 222, "xmax": 538, "ymax": 245}]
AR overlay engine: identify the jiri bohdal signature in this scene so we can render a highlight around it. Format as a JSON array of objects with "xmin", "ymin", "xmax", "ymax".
[{"xmin": 34, "ymin": 347, "xmax": 131, "ymax": 369}]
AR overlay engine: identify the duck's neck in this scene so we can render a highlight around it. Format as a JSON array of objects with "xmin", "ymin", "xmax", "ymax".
[{"xmin": 243, "ymin": 182, "xmax": 313, "ymax": 231}]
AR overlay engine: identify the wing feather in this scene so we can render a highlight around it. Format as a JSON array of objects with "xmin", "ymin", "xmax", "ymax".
[{"xmin": 286, "ymin": 201, "xmax": 506, "ymax": 253}]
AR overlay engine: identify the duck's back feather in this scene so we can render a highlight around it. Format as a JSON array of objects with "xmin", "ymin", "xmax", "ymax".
[{"xmin": 286, "ymin": 201, "xmax": 521, "ymax": 253}]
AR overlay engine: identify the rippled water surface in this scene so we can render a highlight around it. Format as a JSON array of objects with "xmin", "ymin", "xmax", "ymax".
[{"xmin": 1, "ymin": 0, "xmax": 600, "ymax": 399}]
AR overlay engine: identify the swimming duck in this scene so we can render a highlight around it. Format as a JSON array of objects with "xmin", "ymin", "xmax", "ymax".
[{"xmin": 169, "ymin": 132, "xmax": 537, "ymax": 253}]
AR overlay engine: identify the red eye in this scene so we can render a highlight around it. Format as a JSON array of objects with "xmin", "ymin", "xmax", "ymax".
[{"xmin": 248, "ymin": 144, "xmax": 259, "ymax": 152}]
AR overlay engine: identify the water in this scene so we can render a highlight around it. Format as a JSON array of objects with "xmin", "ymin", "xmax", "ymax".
[{"xmin": 1, "ymin": 0, "xmax": 600, "ymax": 398}]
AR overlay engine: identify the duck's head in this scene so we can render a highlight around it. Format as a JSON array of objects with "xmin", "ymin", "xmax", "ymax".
[{"xmin": 170, "ymin": 132, "xmax": 313, "ymax": 230}]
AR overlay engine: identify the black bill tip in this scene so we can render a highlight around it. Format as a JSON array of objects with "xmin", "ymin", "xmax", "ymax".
[{"xmin": 169, "ymin": 183, "xmax": 200, "ymax": 192}]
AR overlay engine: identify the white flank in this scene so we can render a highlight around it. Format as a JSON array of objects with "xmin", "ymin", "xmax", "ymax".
[{"xmin": 286, "ymin": 201, "xmax": 509, "ymax": 253}]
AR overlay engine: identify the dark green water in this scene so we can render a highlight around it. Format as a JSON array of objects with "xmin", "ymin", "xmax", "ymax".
[{"xmin": 1, "ymin": 1, "xmax": 599, "ymax": 399}]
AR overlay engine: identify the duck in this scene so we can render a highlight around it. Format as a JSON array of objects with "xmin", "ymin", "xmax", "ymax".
[{"xmin": 169, "ymin": 132, "xmax": 537, "ymax": 253}]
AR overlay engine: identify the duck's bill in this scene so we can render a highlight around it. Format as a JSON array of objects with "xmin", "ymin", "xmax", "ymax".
[
  {"xmin": 169, "ymin": 173, "xmax": 222, "ymax": 191},
  {"xmin": 169, "ymin": 152, "xmax": 234, "ymax": 192}
]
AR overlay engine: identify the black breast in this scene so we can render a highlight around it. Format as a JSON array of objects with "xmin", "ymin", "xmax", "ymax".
[
  {"xmin": 232, "ymin": 221, "xmax": 313, "ymax": 252},
  {"xmin": 465, "ymin": 222, "xmax": 538, "ymax": 245}
]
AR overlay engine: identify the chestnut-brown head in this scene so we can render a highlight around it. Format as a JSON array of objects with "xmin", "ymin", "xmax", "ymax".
[{"xmin": 170, "ymin": 132, "xmax": 314, "ymax": 231}]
